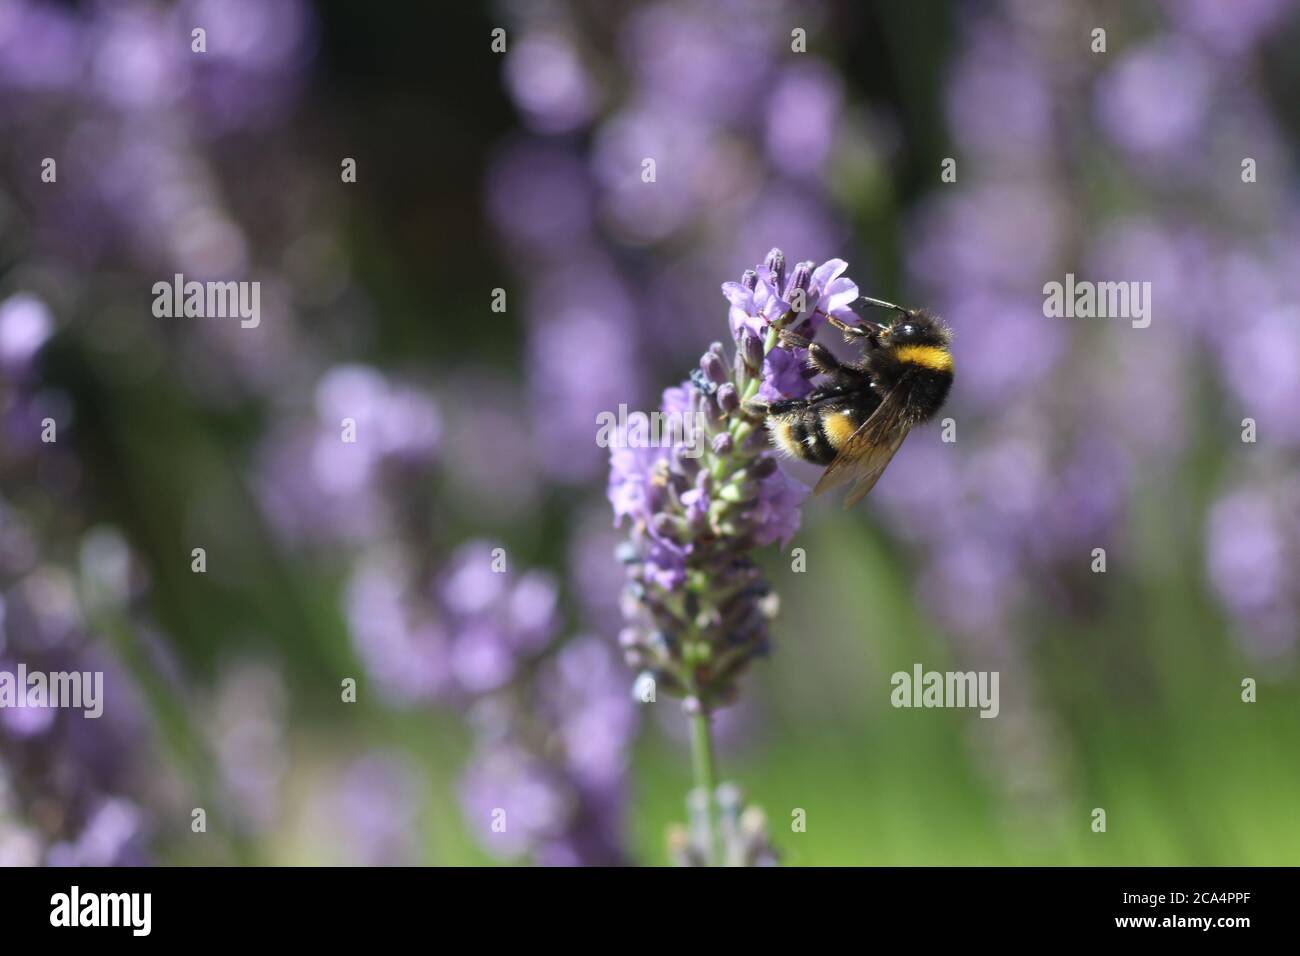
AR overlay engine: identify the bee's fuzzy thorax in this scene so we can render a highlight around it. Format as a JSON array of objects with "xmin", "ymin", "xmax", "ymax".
[{"xmin": 892, "ymin": 343, "xmax": 954, "ymax": 374}]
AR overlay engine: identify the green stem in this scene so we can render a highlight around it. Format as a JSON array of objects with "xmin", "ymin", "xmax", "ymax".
[
  {"xmin": 684, "ymin": 318, "xmax": 782, "ymax": 865},
  {"xmin": 689, "ymin": 707, "xmax": 719, "ymax": 865}
]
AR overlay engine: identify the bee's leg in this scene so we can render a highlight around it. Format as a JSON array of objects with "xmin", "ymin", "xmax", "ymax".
[
  {"xmin": 776, "ymin": 329, "xmax": 814, "ymax": 350},
  {"xmin": 827, "ymin": 315, "xmax": 883, "ymax": 350},
  {"xmin": 740, "ymin": 397, "xmax": 771, "ymax": 423},
  {"xmin": 806, "ymin": 343, "xmax": 844, "ymax": 374},
  {"xmin": 777, "ymin": 329, "xmax": 842, "ymax": 375},
  {"xmin": 765, "ymin": 399, "xmax": 804, "ymax": 414},
  {"xmin": 827, "ymin": 316, "xmax": 878, "ymax": 338}
]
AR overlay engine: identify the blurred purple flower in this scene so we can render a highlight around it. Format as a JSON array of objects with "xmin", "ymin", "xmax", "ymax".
[
  {"xmin": 89, "ymin": 5, "xmax": 187, "ymax": 111},
  {"xmin": 937, "ymin": 290, "xmax": 1065, "ymax": 412},
  {"xmin": 345, "ymin": 550, "xmax": 452, "ymax": 703},
  {"xmin": 1095, "ymin": 39, "xmax": 1212, "ymax": 163},
  {"xmin": 314, "ymin": 364, "xmax": 442, "ymax": 465},
  {"xmin": 45, "ymin": 797, "xmax": 147, "ymax": 867},
  {"xmin": 441, "ymin": 541, "xmax": 559, "ymax": 660},
  {"xmin": 945, "ymin": 22, "xmax": 1052, "ymax": 160},
  {"xmin": 459, "ymin": 742, "xmax": 573, "ymax": 860},
  {"xmin": 725, "ymin": 187, "xmax": 848, "ymax": 276},
  {"xmin": 0, "ymin": 294, "xmax": 54, "ymax": 375},
  {"xmin": 592, "ymin": 104, "xmax": 716, "ymax": 245},
  {"xmin": 1218, "ymin": 306, "xmax": 1300, "ymax": 447},
  {"xmin": 919, "ymin": 537, "xmax": 1020, "ymax": 643},
  {"xmin": 1164, "ymin": 0, "xmax": 1298, "ymax": 56},
  {"xmin": 542, "ymin": 637, "xmax": 637, "ymax": 789},
  {"xmin": 765, "ymin": 62, "xmax": 844, "ymax": 180},
  {"xmin": 182, "ymin": 0, "xmax": 316, "ymax": 131},
  {"xmin": 1206, "ymin": 479, "xmax": 1298, "ymax": 659},
  {"xmin": 1086, "ymin": 218, "xmax": 1222, "ymax": 338},
  {"xmin": 910, "ymin": 182, "xmax": 1066, "ymax": 293},
  {"xmin": 346, "ymin": 540, "xmax": 560, "ymax": 707},
  {"xmin": 0, "ymin": 554, "xmax": 158, "ymax": 865},
  {"xmin": 254, "ymin": 364, "xmax": 440, "ymax": 546},
  {"xmin": 527, "ymin": 257, "xmax": 643, "ymax": 484},
  {"xmin": 460, "ymin": 636, "xmax": 635, "ymax": 866},
  {"xmin": 0, "ymin": 1, "xmax": 83, "ymax": 92},
  {"xmin": 568, "ymin": 506, "xmax": 628, "ymax": 636},
  {"xmin": 622, "ymin": 2, "xmax": 772, "ymax": 123},
  {"xmin": 486, "ymin": 141, "xmax": 595, "ymax": 257},
  {"xmin": 504, "ymin": 31, "xmax": 598, "ymax": 134},
  {"xmin": 313, "ymin": 752, "xmax": 425, "ymax": 866}
]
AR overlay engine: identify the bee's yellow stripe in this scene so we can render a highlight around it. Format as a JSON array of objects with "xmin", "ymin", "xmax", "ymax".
[
  {"xmin": 895, "ymin": 344, "xmax": 953, "ymax": 373},
  {"xmin": 822, "ymin": 411, "xmax": 857, "ymax": 449},
  {"xmin": 771, "ymin": 420, "xmax": 802, "ymax": 459}
]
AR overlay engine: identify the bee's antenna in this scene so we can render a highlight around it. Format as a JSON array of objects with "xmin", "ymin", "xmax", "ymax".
[{"xmin": 855, "ymin": 295, "xmax": 910, "ymax": 316}]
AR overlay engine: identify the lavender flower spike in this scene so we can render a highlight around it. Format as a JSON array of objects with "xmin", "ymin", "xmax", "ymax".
[{"xmin": 609, "ymin": 248, "xmax": 861, "ymax": 864}]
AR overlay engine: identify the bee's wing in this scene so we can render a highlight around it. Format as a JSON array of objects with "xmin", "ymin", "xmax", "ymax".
[
  {"xmin": 813, "ymin": 382, "xmax": 912, "ymax": 509},
  {"xmin": 840, "ymin": 432, "xmax": 907, "ymax": 509}
]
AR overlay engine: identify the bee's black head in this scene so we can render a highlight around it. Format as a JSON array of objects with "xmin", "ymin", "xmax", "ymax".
[{"xmin": 885, "ymin": 310, "xmax": 949, "ymax": 347}]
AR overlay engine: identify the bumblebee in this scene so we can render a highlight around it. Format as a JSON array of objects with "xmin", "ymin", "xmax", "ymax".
[{"xmin": 763, "ymin": 297, "xmax": 953, "ymax": 508}]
